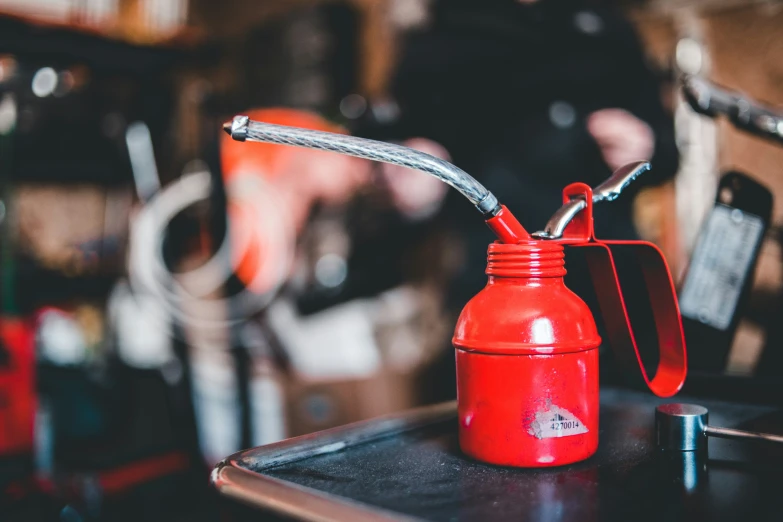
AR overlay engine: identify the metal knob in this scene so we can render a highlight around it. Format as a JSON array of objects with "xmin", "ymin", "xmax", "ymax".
[{"xmin": 655, "ymin": 403, "xmax": 783, "ymax": 452}]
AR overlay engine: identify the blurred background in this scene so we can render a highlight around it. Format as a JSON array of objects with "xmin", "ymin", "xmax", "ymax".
[{"xmin": 1, "ymin": 0, "xmax": 783, "ymax": 520}]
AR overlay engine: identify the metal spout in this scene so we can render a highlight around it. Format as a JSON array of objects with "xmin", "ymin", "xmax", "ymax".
[{"xmin": 222, "ymin": 115, "xmax": 501, "ymax": 217}]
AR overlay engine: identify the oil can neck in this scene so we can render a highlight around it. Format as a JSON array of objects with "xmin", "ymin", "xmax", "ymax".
[{"xmin": 486, "ymin": 241, "xmax": 566, "ymax": 279}]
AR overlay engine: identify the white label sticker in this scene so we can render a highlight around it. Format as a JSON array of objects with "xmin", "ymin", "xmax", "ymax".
[
  {"xmin": 679, "ymin": 205, "xmax": 765, "ymax": 331},
  {"xmin": 528, "ymin": 405, "xmax": 588, "ymax": 439}
]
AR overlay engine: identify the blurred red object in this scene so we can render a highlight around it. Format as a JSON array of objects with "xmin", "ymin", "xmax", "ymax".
[{"xmin": 0, "ymin": 317, "xmax": 35, "ymax": 456}]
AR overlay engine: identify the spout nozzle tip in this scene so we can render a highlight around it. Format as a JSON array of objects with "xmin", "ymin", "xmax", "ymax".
[
  {"xmin": 485, "ymin": 205, "xmax": 530, "ymax": 243},
  {"xmin": 223, "ymin": 115, "xmax": 249, "ymax": 141}
]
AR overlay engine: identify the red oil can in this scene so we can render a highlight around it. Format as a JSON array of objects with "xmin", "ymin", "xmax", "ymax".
[
  {"xmin": 222, "ymin": 118, "xmax": 687, "ymax": 469},
  {"xmin": 454, "ymin": 171, "xmax": 687, "ymax": 468},
  {"xmin": 453, "ymin": 240, "xmax": 601, "ymax": 467}
]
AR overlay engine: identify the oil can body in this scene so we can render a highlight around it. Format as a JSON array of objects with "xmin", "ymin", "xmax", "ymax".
[{"xmin": 453, "ymin": 242, "xmax": 601, "ymax": 467}]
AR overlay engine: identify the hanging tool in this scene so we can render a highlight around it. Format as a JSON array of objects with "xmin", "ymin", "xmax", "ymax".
[{"xmin": 683, "ymin": 75, "xmax": 783, "ymax": 145}]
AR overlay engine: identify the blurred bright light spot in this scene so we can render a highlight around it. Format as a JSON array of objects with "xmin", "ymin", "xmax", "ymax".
[
  {"xmin": 32, "ymin": 67, "xmax": 58, "ymax": 97},
  {"xmin": 390, "ymin": 0, "xmax": 429, "ymax": 29},
  {"xmin": 371, "ymin": 98, "xmax": 400, "ymax": 124},
  {"xmin": 339, "ymin": 94, "xmax": 367, "ymax": 120},
  {"xmin": 315, "ymin": 253, "xmax": 347, "ymax": 288},
  {"xmin": 38, "ymin": 310, "xmax": 87, "ymax": 366},
  {"xmin": 676, "ymin": 39, "xmax": 703, "ymax": 75},
  {"xmin": 549, "ymin": 100, "xmax": 576, "ymax": 129},
  {"xmin": 573, "ymin": 11, "xmax": 603, "ymax": 35}
]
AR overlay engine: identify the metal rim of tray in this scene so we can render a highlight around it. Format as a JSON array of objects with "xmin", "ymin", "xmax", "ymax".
[{"xmin": 211, "ymin": 401, "xmax": 457, "ymax": 522}]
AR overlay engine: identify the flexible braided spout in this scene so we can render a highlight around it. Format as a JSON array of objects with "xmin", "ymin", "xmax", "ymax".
[
  {"xmin": 225, "ymin": 115, "xmax": 503, "ymax": 215},
  {"xmin": 223, "ymin": 116, "xmax": 528, "ymax": 242}
]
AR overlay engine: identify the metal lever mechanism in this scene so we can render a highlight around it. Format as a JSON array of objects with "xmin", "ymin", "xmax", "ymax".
[{"xmin": 532, "ymin": 161, "xmax": 651, "ymax": 239}]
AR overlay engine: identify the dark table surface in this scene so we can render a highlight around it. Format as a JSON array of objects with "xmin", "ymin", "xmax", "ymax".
[{"xmin": 258, "ymin": 387, "xmax": 783, "ymax": 521}]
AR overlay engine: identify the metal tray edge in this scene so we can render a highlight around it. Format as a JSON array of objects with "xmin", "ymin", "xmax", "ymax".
[{"xmin": 211, "ymin": 401, "xmax": 457, "ymax": 521}]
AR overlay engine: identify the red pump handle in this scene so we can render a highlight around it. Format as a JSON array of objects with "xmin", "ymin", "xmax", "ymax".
[
  {"xmin": 482, "ymin": 190, "xmax": 684, "ymax": 396},
  {"xmin": 556, "ymin": 183, "xmax": 687, "ymax": 397}
]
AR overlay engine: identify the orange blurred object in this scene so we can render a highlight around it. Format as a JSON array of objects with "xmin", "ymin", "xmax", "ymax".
[{"xmin": 220, "ymin": 108, "xmax": 358, "ymax": 294}]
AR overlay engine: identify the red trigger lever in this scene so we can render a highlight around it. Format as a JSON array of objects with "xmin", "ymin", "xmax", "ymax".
[{"xmin": 533, "ymin": 162, "xmax": 687, "ymax": 398}]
